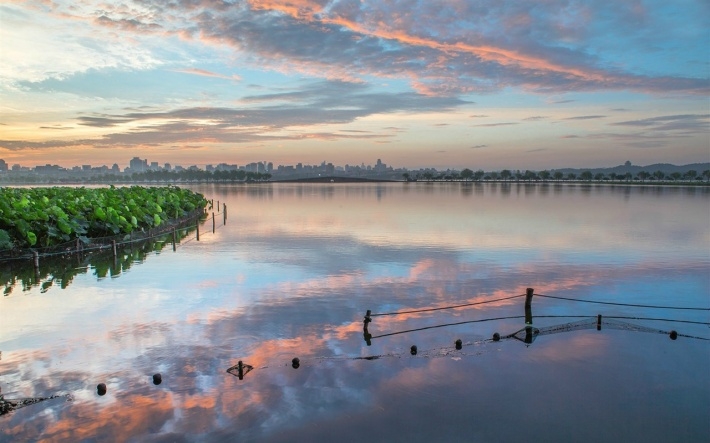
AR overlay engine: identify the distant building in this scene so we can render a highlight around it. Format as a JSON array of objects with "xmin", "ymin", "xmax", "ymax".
[
  {"xmin": 0, "ymin": 159, "xmax": 7, "ymax": 172},
  {"xmin": 129, "ymin": 157, "xmax": 148, "ymax": 172}
]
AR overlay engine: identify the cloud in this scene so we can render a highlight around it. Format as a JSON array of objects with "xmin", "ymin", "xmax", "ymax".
[
  {"xmin": 524, "ymin": 116, "xmax": 548, "ymax": 121},
  {"xmin": 174, "ymin": 68, "xmax": 242, "ymax": 81},
  {"xmin": 1, "ymin": 80, "xmax": 467, "ymax": 150},
  {"xmin": 473, "ymin": 122, "xmax": 519, "ymax": 127},
  {"xmin": 470, "ymin": 144, "xmax": 488, "ymax": 149},
  {"xmin": 564, "ymin": 115, "xmax": 607, "ymax": 120},
  {"xmin": 610, "ymin": 114, "xmax": 710, "ymax": 132}
]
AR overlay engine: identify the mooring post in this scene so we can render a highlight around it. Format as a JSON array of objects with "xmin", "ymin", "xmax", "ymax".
[
  {"xmin": 212, "ymin": 212, "xmax": 215, "ymax": 233},
  {"xmin": 223, "ymin": 207, "xmax": 227, "ymax": 226},
  {"xmin": 525, "ymin": 287, "xmax": 534, "ymax": 325},
  {"xmin": 223, "ymin": 203, "xmax": 227, "ymax": 220},
  {"xmin": 363, "ymin": 309, "xmax": 372, "ymax": 346},
  {"xmin": 524, "ymin": 287, "xmax": 534, "ymax": 344},
  {"xmin": 196, "ymin": 223, "xmax": 200, "ymax": 241},
  {"xmin": 237, "ymin": 360, "xmax": 244, "ymax": 380},
  {"xmin": 112, "ymin": 240, "xmax": 117, "ymax": 258},
  {"xmin": 32, "ymin": 251, "xmax": 39, "ymax": 282},
  {"xmin": 172, "ymin": 228, "xmax": 177, "ymax": 251},
  {"xmin": 597, "ymin": 314, "xmax": 602, "ymax": 331}
]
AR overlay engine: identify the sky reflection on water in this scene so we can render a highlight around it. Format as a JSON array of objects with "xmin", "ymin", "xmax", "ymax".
[{"xmin": 1, "ymin": 183, "xmax": 709, "ymax": 442}]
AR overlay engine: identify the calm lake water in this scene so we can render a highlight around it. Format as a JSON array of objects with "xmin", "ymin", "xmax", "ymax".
[{"xmin": 1, "ymin": 182, "xmax": 709, "ymax": 442}]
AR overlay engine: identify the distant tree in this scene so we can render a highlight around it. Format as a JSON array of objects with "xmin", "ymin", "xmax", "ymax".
[
  {"xmin": 637, "ymin": 171, "xmax": 650, "ymax": 182},
  {"xmin": 489, "ymin": 171, "xmax": 499, "ymax": 180},
  {"xmin": 580, "ymin": 171, "xmax": 593, "ymax": 181},
  {"xmin": 523, "ymin": 170, "xmax": 538, "ymax": 181},
  {"xmin": 473, "ymin": 169, "xmax": 486, "ymax": 181},
  {"xmin": 653, "ymin": 170, "xmax": 665, "ymax": 181},
  {"xmin": 703, "ymin": 170, "xmax": 710, "ymax": 182},
  {"xmin": 594, "ymin": 173, "xmax": 606, "ymax": 181},
  {"xmin": 514, "ymin": 170, "xmax": 523, "ymax": 181},
  {"xmin": 566, "ymin": 172, "xmax": 577, "ymax": 181},
  {"xmin": 460, "ymin": 168, "xmax": 473, "ymax": 181},
  {"xmin": 553, "ymin": 171, "xmax": 564, "ymax": 181},
  {"xmin": 500, "ymin": 169, "xmax": 512, "ymax": 181},
  {"xmin": 402, "ymin": 172, "xmax": 410, "ymax": 181},
  {"xmin": 669, "ymin": 172, "xmax": 682, "ymax": 181},
  {"xmin": 624, "ymin": 172, "xmax": 632, "ymax": 182},
  {"xmin": 684, "ymin": 170, "xmax": 697, "ymax": 181},
  {"xmin": 539, "ymin": 170, "xmax": 551, "ymax": 181}
]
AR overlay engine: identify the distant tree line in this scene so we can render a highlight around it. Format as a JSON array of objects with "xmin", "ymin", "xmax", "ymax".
[
  {"xmin": 406, "ymin": 168, "xmax": 710, "ymax": 183},
  {"xmin": 0, "ymin": 169, "xmax": 272, "ymax": 184}
]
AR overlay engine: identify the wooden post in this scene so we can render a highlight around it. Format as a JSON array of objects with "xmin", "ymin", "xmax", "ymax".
[
  {"xmin": 223, "ymin": 207, "xmax": 227, "ymax": 225},
  {"xmin": 597, "ymin": 314, "xmax": 602, "ymax": 331},
  {"xmin": 172, "ymin": 228, "xmax": 177, "ymax": 251},
  {"xmin": 237, "ymin": 360, "xmax": 244, "ymax": 380},
  {"xmin": 112, "ymin": 240, "xmax": 117, "ymax": 258},
  {"xmin": 76, "ymin": 238, "xmax": 81, "ymax": 254},
  {"xmin": 33, "ymin": 251, "xmax": 40, "ymax": 280},
  {"xmin": 196, "ymin": 223, "xmax": 200, "ymax": 241},
  {"xmin": 524, "ymin": 288, "xmax": 534, "ymax": 325},
  {"xmin": 524, "ymin": 287, "xmax": 534, "ymax": 344},
  {"xmin": 212, "ymin": 212, "xmax": 215, "ymax": 233}
]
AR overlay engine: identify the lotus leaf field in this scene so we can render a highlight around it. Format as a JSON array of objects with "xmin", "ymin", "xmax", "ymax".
[{"xmin": 0, "ymin": 186, "xmax": 208, "ymax": 250}]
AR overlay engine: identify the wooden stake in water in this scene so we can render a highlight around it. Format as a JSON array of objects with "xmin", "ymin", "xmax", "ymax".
[
  {"xmin": 525, "ymin": 287, "xmax": 534, "ymax": 325},
  {"xmin": 196, "ymin": 223, "xmax": 200, "ymax": 241},
  {"xmin": 172, "ymin": 228, "xmax": 177, "ymax": 251},
  {"xmin": 112, "ymin": 240, "xmax": 117, "ymax": 258},
  {"xmin": 212, "ymin": 212, "xmax": 215, "ymax": 233}
]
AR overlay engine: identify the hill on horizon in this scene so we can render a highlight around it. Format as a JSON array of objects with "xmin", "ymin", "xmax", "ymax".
[{"xmin": 550, "ymin": 162, "xmax": 709, "ymax": 175}]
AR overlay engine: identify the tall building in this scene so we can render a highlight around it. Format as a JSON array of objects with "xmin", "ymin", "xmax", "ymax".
[
  {"xmin": 0, "ymin": 159, "xmax": 7, "ymax": 172},
  {"xmin": 129, "ymin": 157, "xmax": 148, "ymax": 172}
]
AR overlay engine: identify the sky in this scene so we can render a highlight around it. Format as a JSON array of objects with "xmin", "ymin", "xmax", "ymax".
[{"xmin": 0, "ymin": 0, "xmax": 708, "ymax": 171}]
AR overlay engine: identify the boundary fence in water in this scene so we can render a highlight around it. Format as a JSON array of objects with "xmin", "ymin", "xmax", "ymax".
[
  {"xmin": 226, "ymin": 288, "xmax": 710, "ymax": 379},
  {"xmin": 0, "ymin": 199, "xmax": 228, "ymax": 266}
]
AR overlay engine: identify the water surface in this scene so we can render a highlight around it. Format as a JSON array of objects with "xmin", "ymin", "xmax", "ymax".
[{"xmin": 1, "ymin": 183, "xmax": 709, "ymax": 442}]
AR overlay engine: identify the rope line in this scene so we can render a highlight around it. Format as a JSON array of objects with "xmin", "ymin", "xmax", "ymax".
[
  {"xmin": 370, "ymin": 294, "xmax": 525, "ymax": 317},
  {"xmin": 536, "ymin": 293, "xmax": 710, "ymax": 311},
  {"xmin": 371, "ymin": 315, "xmax": 527, "ymax": 338},
  {"xmin": 370, "ymin": 315, "xmax": 710, "ymax": 340}
]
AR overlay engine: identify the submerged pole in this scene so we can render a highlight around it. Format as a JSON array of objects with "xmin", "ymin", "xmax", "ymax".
[
  {"xmin": 172, "ymin": 228, "xmax": 177, "ymax": 251},
  {"xmin": 196, "ymin": 223, "xmax": 200, "ymax": 241},
  {"xmin": 112, "ymin": 240, "xmax": 117, "ymax": 258},
  {"xmin": 212, "ymin": 212, "xmax": 215, "ymax": 233}
]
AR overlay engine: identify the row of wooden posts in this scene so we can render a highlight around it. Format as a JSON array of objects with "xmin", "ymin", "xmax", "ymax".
[{"xmin": 31, "ymin": 200, "xmax": 227, "ymax": 271}]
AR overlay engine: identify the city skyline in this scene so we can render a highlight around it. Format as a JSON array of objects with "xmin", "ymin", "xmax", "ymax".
[{"xmin": 1, "ymin": 1, "xmax": 708, "ymax": 170}]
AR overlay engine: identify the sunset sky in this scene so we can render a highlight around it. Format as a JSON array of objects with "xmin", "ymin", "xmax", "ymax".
[{"xmin": 1, "ymin": 0, "xmax": 708, "ymax": 170}]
